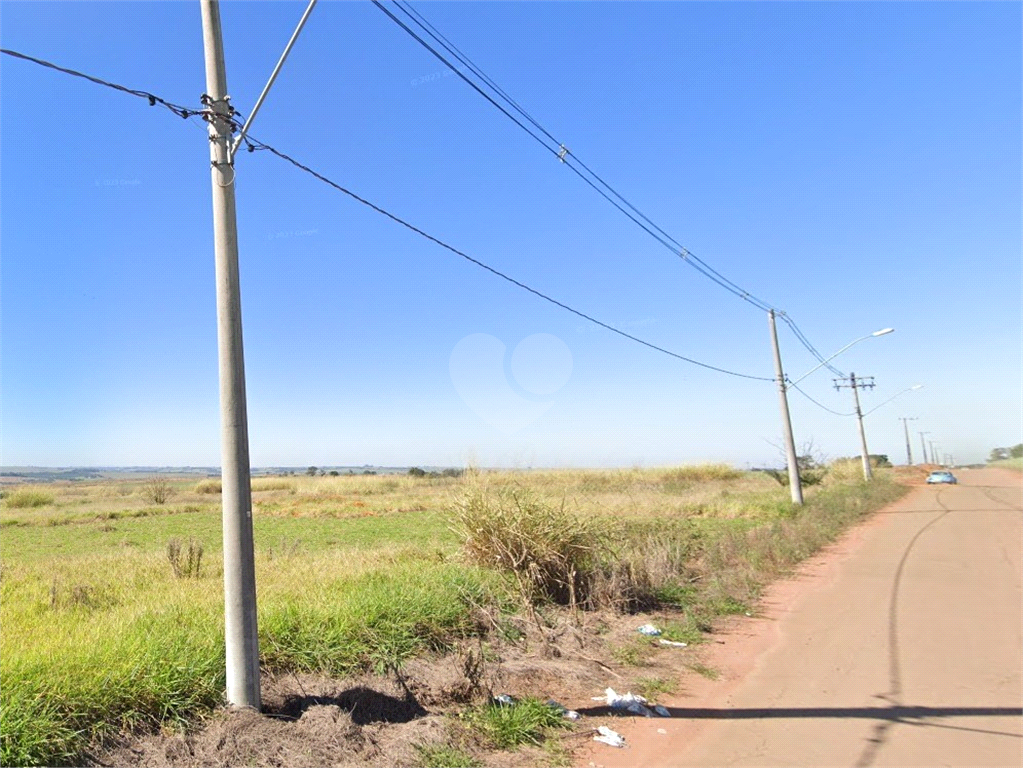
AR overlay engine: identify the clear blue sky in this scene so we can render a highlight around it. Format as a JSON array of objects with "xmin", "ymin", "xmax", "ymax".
[{"xmin": 2, "ymin": 1, "xmax": 1019, "ymax": 469}]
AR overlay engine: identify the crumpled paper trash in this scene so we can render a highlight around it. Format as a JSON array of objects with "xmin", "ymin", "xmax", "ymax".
[{"xmin": 593, "ymin": 725, "xmax": 626, "ymax": 747}]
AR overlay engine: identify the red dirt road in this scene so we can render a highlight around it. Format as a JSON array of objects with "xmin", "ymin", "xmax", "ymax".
[{"xmin": 575, "ymin": 469, "xmax": 1022, "ymax": 768}]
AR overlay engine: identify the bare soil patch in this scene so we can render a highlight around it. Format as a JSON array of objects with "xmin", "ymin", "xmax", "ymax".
[{"xmin": 89, "ymin": 608, "xmax": 705, "ymax": 768}]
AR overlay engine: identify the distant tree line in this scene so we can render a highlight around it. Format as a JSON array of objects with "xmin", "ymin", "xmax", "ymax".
[
  {"xmin": 408, "ymin": 467, "xmax": 465, "ymax": 479},
  {"xmin": 989, "ymin": 444, "xmax": 1023, "ymax": 462}
]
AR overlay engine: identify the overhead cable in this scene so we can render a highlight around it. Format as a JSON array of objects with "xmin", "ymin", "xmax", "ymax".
[
  {"xmin": 1, "ymin": 46, "xmax": 772, "ymax": 383},
  {"xmin": 245, "ymin": 137, "xmax": 773, "ymax": 381},
  {"xmin": 0, "ymin": 48, "xmax": 198, "ymax": 120},
  {"xmin": 786, "ymin": 380, "xmax": 854, "ymax": 416},
  {"xmin": 372, "ymin": 1, "xmax": 845, "ymax": 373}
]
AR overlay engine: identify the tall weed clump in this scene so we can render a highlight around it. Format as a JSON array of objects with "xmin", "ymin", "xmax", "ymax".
[
  {"xmin": 825, "ymin": 458, "xmax": 866, "ymax": 484},
  {"xmin": 194, "ymin": 478, "xmax": 222, "ymax": 494},
  {"xmin": 588, "ymin": 518, "xmax": 704, "ymax": 612},
  {"xmin": 451, "ymin": 482, "xmax": 606, "ymax": 608},
  {"xmin": 3, "ymin": 488, "xmax": 55, "ymax": 509}
]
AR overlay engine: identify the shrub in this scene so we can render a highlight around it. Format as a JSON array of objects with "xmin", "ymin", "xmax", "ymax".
[
  {"xmin": 2, "ymin": 488, "xmax": 55, "ymax": 508},
  {"xmin": 141, "ymin": 478, "xmax": 174, "ymax": 505},
  {"xmin": 765, "ymin": 467, "xmax": 826, "ymax": 487},
  {"xmin": 451, "ymin": 482, "xmax": 605, "ymax": 608}
]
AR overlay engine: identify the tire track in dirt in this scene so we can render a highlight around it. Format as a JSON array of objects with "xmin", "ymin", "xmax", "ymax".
[{"xmin": 853, "ymin": 488, "xmax": 954, "ymax": 768}]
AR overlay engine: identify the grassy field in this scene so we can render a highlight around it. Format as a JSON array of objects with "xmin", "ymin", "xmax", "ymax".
[
  {"xmin": 0, "ymin": 465, "xmax": 907, "ymax": 767},
  {"xmin": 988, "ymin": 457, "xmax": 1023, "ymax": 472}
]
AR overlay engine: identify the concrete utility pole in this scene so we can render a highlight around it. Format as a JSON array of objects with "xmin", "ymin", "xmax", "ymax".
[
  {"xmin": 768, "ymin": 310, "xmax": 803, "ymax": 504},
  {"xmin": 899, "ymin": 417, "xmax": 918, "ymax": 465},
  {"xmin": 834, "ymin": 372, "xmax": 876, "ymax": 480},
  {"xmin": 919, "ymin": 431, "xmax": 931, "ymax": 465},
  {"xmin": 200, "ymin": 0, "xmax": 261, "ymax": 710}
]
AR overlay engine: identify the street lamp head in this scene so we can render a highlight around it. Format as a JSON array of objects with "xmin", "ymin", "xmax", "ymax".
[
  {"xmin": 910, "ymin": 384, "xmax": 923, "ymax": 390},
  {"xmin": 872, "ymin": 327, "xmax": 895, "ymax": 337}
]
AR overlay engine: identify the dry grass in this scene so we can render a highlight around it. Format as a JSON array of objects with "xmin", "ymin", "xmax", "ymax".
[
  {"xmin": 194, "ymin": 479, "xmax": 221, "ymax": 494},
  {"xmin": 451, "ymin": 479, "xmax": 605, "ymax": 608}
]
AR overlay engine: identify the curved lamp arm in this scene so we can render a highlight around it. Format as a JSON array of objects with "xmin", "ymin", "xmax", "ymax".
[
  {"xmin": 863, "ymin": 384, "xmax": 924, "ymax": 416},
  {"xmin": 788, "ymin": 328, "xmax": 894, "ymax": 388}
]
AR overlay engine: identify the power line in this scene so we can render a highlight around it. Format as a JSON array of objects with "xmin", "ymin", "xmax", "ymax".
[
  {"xmin": 0, "ymin": 48, "xmax": 200, "ymax": 120},
  {"xmin": 778, "ymin": 313, "xmax": 846, "ymax": 378},
  {"xmin": 370, "ymin": 1, "xmax": 559, "ymax": 159},
  {"xmin": 786, "ymin": 379, "xmax": 854, "ymax": 416},
  {"xmin": 371, "ymin": 1, "xmax": 849, "ymax": 374},
  {"xmin": 394, "ymin": 0, "xmax": 558, "ymax": 146},
  {"xmin": 1, "ymin": 46, "xmax": 773, "ymax": 383},
  {"xmin": 245, "ymin": 138, "xmax": 773, "ymax": 381},
  {"xmin": 372, "ymin": 2, "xmax": 776, "ymax": 308}
]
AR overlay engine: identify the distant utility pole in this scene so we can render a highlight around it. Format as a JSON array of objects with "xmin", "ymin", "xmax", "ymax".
[
  {"xmin": 919, "ymin": 431, "xmax": 931, "ymax": 465},
  {"xmin": 930, "ymin": 441, "xmax": 939, "ymax": 467},
  {"xmin": 834, "ymin": 372, "xmax": 876, "ymax": 480},
  {"xmin": 200, "ymin": 0, "xmax": 261, "ymax": 710},
  {"xmin": 768, "ymin": 309, "xmax": 803, "ymax": 504},
  {"xmin": 899, "ymin": 417, "xmax": 918, "ymax": 465}
]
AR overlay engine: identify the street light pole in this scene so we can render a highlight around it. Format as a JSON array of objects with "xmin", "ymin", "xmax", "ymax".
[
  {"xmin": 899, "ymin": 416, "xmax": 918, "ymax": 465},
  {"xmin": 852, "ymin": 374, "xmax": 872, "ymax": 480},
  {"xmin": 768, "ymin": 310, "xmax": 803, "ymax": 504},
  {"xmin": 200, "ymin": 0, "xmax": 261, "ymax": 710},
  {"xmin": 919, "ymin": 431, "xmax": 931, "ymax": 465},
  {"xmin": 834, "ymin": 372, "xmax": 876, "ymax": 480}
]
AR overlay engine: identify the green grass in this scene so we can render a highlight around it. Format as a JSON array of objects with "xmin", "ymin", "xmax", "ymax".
[
  {"xmin": 610, "ymin": 638, "xmax": 650, "ymax": 667},
  {"xmin": 658, "ymin": 616, "xmax": 708, "ymax": 646},
  {"xmin": 0, "ymin": 549, "xmax": 506, "ymax": 767},
  {"xmin": 0, "ymin": 506, "xmax": 455, "ymax": 563},
  {"xmin": 687, "ymin": 662, "xmax": 720, "ymax": 680},
  {"xmin": 461, "ymin": 698, "xmax": 571, "ymax": 749},
  {"xmin": 415, "ymin": 743, "xmax": 482, "ymax": 768},
  {"xmin": 632, "ymin": 675, "xmax": 678, "ymax": 700}
]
